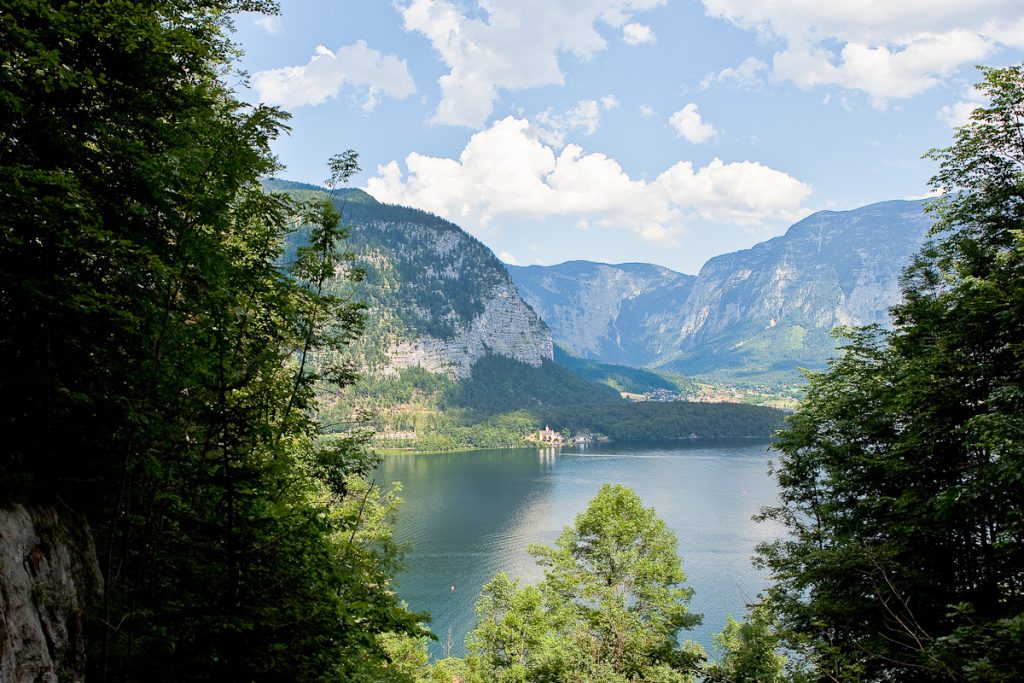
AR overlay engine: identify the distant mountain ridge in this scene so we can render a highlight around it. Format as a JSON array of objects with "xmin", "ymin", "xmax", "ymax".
[
  {"xmin": 507, "ymin": 261, "xmax": 694, "ymax": 365},
  {"xmin": 509, "ymin": 199, "xmax": 934, "ymax": 383}
]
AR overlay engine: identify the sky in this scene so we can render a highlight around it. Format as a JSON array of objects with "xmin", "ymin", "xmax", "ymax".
[{"xmin": 231, "ymin": 1, "xmax": 1024, "ymax": 275}]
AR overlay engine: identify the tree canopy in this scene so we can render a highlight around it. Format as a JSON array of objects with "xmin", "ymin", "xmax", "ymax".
[
  {"xmin": 759, "ymin": 64, "xmax": 1024, "ymax": 682},
  {"xmin": 1, "ymin": 1, "xmax": 424, "ymax": 679},
  {"xmin": 432, "ymin": 484, "xmax": 704, "ymax": 682}
]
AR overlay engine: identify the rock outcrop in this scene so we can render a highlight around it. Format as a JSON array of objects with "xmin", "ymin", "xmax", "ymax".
[
  {"xmin": 386, "ymin": 281, "xmax": 552, "ymax": 378},
  {"xmin": 269, "ymin": 182, "xmax": 555, "ymax": 380},
  {"xmin": 0, "ymin": 504, "xmax": 100, "ymax": 683},
  {"xmin": 507, "ymin": 261, "xmax": 694, "ymax": 365}
]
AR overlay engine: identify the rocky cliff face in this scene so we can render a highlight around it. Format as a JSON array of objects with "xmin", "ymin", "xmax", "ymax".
[
  {"xmin": 658, "ymin": 199, "xmax": 932, "ymax": 380},
  {"xmin": 0, "ymin": 504, "xmax": 100, "ymax": 683},
  {"xmin": 385, "ymin": 280, "xmax": 552, "ymax": 378},
  {"xmin": 508, "ymin": 200, "xmax": 933, "ymax": 383},
  {"xmin": 507, "ymin": 261, "xmax": 694, "ymax": 365},
  {"xmin": 269, "ymin": 182, "xmax": 554, "ymax": 379}
]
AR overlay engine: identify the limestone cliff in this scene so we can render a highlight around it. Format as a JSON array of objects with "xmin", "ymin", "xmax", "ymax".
[
  {"xmin": 269, "ymin": 181, "xmax": 555, "ymax": 379},
  {"xmin": 507, "ymin": 261, "xmax": 694, "ymax": 366},
  {"xmin": 385, "ymin": 281, "xmax": 552, "ymax": 378},
  {"xmin": 507, "ymin": 199, "xmax": 933, "ymax": 384},
  {"xmin": 0, "ymin": 504, "xmax": 100, "ymax": 683},
  {"xmin": 657, "ymin": 199, "xmax": 932, "ymax": 380}
]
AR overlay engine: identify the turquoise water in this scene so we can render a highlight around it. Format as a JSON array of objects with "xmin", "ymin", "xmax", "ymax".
[{"xmin": 376, "ymin": 439, "xmax": 784, "ymax": 658}]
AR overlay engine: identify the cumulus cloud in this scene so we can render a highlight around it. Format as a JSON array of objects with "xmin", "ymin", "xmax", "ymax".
[
  {"xmin": 639, "ymin": 105, "xmax": 655, "ymax": 118},
  {"xmin": 365, "ymin": 116, "xmax": 810, "ymax": 248},
  {"xmin": 251, "ymin": 40, "xmax": 416, "ymax": 111},
  {"xmin": 253, "ymin": 15, "xmax": 282, "ymax": 34},
  {"xmin": 623, "ymin": 23, "xmax": 656, "ymax": 45},
  {"xmin": 535, "ymin": 99, "xmax": 605, "ymax": 147},
  {"xmin": 939, "ymin": 86, "xmax": 987, "ymax": 128},
  {"xmin": 601, "ymin": 95, "xmax": 620, "ymax": 110},
  {"xmin": 399, "ymin": 0, "xmax": 666, "ymax": 128},
  {"xmin": 669, "ymin": 103, "xmax": 716, "ymax": 143},
  {"xmin": 700, "ymin": 0, "xmax": 1021, "ymax": 104},
  {"xmin": 701, "ymin": 56, "xmax": 767, "ymax": 89},
  {"xmin": 498, "ymin": 251, "xmax": 520, "ymax": 265}
]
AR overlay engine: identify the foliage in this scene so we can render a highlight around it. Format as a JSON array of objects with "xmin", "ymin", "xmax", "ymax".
[
  {"xmin": 705, "ymin": 604, "xmax": 786, "ymax": 683},
  {"xmin": 435, "ymin": 485, "xmax": 705, "ymax": 682},
  {"xmin": 0, "ymin": 1, "xmax": 424, "ymax": 680},
  {"xmin": 442, "ymin": 355, "xmax": 621, "ymax": 417},
  {"xmin": 759, "ymin": 64, "xmax": 1024, "ymax": 682},
  {"xmin": 553, "ymin": 344, "xmax": 694, "ymax": 394},
  {"xmin": 333, "ymin": 363, "xmax": 784, "ymax": 452},
  {"xmin": 544, "ymin": 401, "xmax": 786, "ymax": 441}
]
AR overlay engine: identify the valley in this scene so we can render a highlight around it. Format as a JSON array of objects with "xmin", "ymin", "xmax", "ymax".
[{"xmin": 270, "ymin": 182, "xmax": 932, "ymax": 451}]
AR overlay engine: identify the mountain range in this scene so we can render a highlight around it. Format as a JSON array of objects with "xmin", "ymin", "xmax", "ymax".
[
  {"xmin": 265, "ymin": 180, "xmax": 933, "ymax": 447},
  {"xmin": 509, "ymin": 199, "xmax": 933, "ymax": 384},
  {"xmin": 267, "ymin": 179, "xmax": 800, "ymax": 448}
]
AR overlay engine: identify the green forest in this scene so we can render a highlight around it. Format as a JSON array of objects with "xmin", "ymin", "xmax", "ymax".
[
  {"xmin": 2, "ymin": 0, "xmax": 1023, "ymax": 680},
  {"xmin": 330, "ymin": 355, "xmax": 785, "ymax": 452}
]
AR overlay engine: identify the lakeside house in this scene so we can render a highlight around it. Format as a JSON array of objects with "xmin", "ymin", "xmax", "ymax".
[{"xmin": 534, "ymin": 425, "xmax": 563, "ymax": 445}]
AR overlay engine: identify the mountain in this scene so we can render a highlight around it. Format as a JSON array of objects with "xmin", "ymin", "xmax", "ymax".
[
  {"xmin": 507, "ymin": 261, "xmax": 695, "ymax": 365},
  {"xmin": 508, "ymin": 199, "xmax": 934, "ymax": 384},
  {"xmin": 266, "ymin": 180, "xmax": 784, "ymax": 449},
  {"xmin": 269, "ymin": 179, "xmax": 553, "ymax": 378}
]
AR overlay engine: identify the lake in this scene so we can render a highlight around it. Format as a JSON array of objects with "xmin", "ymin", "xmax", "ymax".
[{"xmin": 375, "ymin": 439, "xmax": 784, "ymax": 659}]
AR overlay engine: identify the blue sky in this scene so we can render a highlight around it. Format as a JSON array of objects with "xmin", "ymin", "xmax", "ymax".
[{"xmin": 232, "ymin": 1, "xmax": 1024, "ymax": 274}]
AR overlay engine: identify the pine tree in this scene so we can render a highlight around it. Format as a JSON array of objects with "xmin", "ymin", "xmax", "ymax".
[{"xmin": 759, "ymin": 65, "xmax": 1024, "ymax": 682}]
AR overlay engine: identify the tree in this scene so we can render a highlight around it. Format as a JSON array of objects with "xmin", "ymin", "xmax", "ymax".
[
  {"xmin": 704, "ymin": 604, "xmax": 786, "ymax": 683},
  {"xmin": 759, "ymin": 64, "xmax": 1024, "ymax": 682},
  {"xmin": 455, "ymin": 484, "xmax": 703, "ymax": 682},
  {"xmin": 1, "ymin": 1, "xmax": 424, "ymax": 679},
  {"xmin": 463, "ymin": 572, "xmax": 561, "ymax": 682}
]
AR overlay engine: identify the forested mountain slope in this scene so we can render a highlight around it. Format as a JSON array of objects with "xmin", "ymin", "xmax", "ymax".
[{"xmin": 269, "ymin": 179, "xmax": 553, "ymax": 379}]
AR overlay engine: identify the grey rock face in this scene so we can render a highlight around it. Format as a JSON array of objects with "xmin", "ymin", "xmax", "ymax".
[
  {"xmin": 384, "ymin": 281, "xmax": 552, "ymax": 378},
  {"xmin": 508, "ymin": 200, "xmax": 933, "ymax": 382},
  {"xmin": 507, "ymin": 261, "xmax": 694, "ymax": 365},
  {"xmin": 279, "ymin": 186, "xmax": 556, "ymax": 379},
  {"xmin": 0, "ymin": 504, "xmax": 100, "ymax": 683}
]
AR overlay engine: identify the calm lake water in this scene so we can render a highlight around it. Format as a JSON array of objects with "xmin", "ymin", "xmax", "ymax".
[{"xmin": 375, "ymin": 439, "xmax": 784, "ymax": 659}]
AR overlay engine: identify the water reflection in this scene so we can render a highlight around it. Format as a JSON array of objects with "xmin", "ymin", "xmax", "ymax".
[{"xmin": 376, "ymin": 439, "xmax": 781, "ymax": 659}]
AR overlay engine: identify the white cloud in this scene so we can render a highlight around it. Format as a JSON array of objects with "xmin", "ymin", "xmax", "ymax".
[
  {"xmin": 535, "ymin": 99, "xmax": 603, "ymax": 147},
  {"xmin": 623, "ymin": 23, "xmax": 656, "ymax": 45},
  {"xmin": 601, "ymin": 95, "xmax": 620, "ymax": 110},
  {"xmin": 772, "ymin": 32, "xmax": 992, "ymax": 108},
  {"xmin": 400, "ymin": 0, "xmax": 666, "ymax": 128},
  {"xmin": 701, "ymin": 57, "xmax": 767, "ymax": 89},
  {"xmin": 253, "ymin": 15, "xmax": 282, "ymax": 35},
  {"xmin": 905, "ymin": 188, "xmax": 944, "ymax": 200},
  {"xmin": 669, "ymin": 103, "xmax": 716, "ymax": 143},
  {"xmin": 364, "ymin": 116, "xmax": 810, "ymax": 248},
  {"xmin": 938, "ymin": 87, "xmax": 987, "ymax": 128},
  {"xmin": 639, "ymin": 105, "xmax": 655, "ymax": 118},
  {"xmin": 938, "ymin": 101, "xmax": 977, "ymax": 128},
  {"xmin": 251, "ymin": 40, "xmax": 416, "ymax": 110},
  {"xmin": 498, "ymin": 251, "xmax": 520, "ymax": 265},
  {"xmin": 700, "ymin": 0, "xmax": 1021, "ymax": 104}
]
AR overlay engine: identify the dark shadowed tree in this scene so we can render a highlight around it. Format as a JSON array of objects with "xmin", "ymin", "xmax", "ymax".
[
  {"xmin": 1, "ymin": 1, "xmax": 424, "ymax": 680},
  {"xmin": 759, "ymin": 64, "xmax": 1024, "ymax": 682}
]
